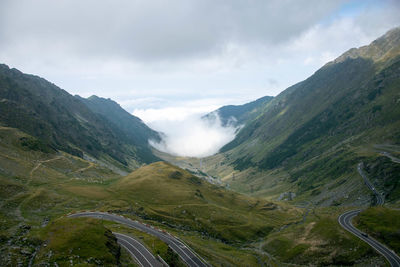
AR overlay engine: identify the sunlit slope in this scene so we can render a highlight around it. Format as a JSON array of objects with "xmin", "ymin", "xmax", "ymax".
[
  {"xmin": 112, "ymin": 161, "xmax": 301, "ymax": 242},
  {"xmin": 0, "ymin": 126, "xmax": 124, "ymax": 265}
]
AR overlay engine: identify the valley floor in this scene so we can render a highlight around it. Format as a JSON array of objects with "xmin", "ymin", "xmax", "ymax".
[{"xmin": 0, "ymin": 127, "xmax": 399, "ymax": 266}]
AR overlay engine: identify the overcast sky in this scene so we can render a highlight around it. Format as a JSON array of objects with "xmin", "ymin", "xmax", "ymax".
[{"xmin": 1, "ymin": 0, "xmax": 400, "ymax": 120}]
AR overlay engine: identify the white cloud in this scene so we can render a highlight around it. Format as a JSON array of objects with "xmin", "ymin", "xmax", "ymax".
[
  {"xmin": 133, "ymin": 101, "xmax": 242, "ymax": 158},
  {"xmin": 148, "ymin": 113, "xmax": 238, "ymax": 158},
  {"xmin": 134, "ymin": 106, "xmax": 214, "ymax": 123},
  {"xmin": 0, "ymin": 0, "xmax": 344, "ymax": 62}
]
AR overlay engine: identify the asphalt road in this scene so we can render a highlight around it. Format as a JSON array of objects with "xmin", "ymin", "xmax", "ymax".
[
  {"xmin": 114, "ymin": 232, "xmax": 162, "ymax": 267},
  {"xmin": 69, "ymin": 211, "xmax": 209, "ymax": 267},
  {"xmin": 338, "ymin": 210, "xmax": 400, "ymax": 267},
  {"xmin": 357, "ymin": 163, "xmax": 384, "ymax": 205},
  {"xmin": 337, "ymin": 163, "xmax": 400, "ymax": 267}
]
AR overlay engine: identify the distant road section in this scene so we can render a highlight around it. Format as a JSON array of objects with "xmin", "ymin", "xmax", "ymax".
[
  {"xmin": 380, "ymin": 151, "xmax": 400, "ymax": 164},
  {"xmin": 338, "ymin": 210, "xmax": 400, "ymax": 267},
  {"xmin": 357, "ymin": 163, "xmax": 384, "ymax": 205},
  {"xmin": 338, "ymin": 163, "xmax": 400, "ymax": 267},
  {"xmin": 69, "ymin": 211, "xmax": 209, "ymax": 267},
  {"xmin": 114, "ymin": 232, "xmax": 162, "ymax": 267}
]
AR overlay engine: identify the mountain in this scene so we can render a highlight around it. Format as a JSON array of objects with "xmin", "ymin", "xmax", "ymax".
[
  {"xmin": 198, "ymin": 27, "xmax": 400, "ymax": 204},
  {"xmin": 204, "ymin": 95, "xmax": 273, "ymax": 127},
  {"xmin": 1, "ymin": 30, "xmax": 398, "ymax": 267},
  {"xmin": 76, "ymin": 95, "xmax": 161, "ymax": 164},
  {"xmin": 0, "ymin": 65, "xmax": 159, "ymax": 171}
]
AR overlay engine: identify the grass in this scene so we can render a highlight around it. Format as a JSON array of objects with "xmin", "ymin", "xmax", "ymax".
[
  {"xmin": 111, "ymin": 161, "xmax": 302, "ymax": 243},
  {"xmin": 32, "ymin": 217, "xmax": 122, "ymax": 266},
  {"xmin": 0, "ymin": 126, "xmax": 393, "ymax": 266},
  {"xmin": 0, "ymin": 127, "xmax": 302, "ymax": 266},
  {"xmin": 354, "ymin": 207, "xmax": 400, "ymax": 254},
  {"xmin": 262, "ymin": 207, "xmax": 384, "ymax": 266},
  {"xmin": 179, "ymin": 232, "xmax": 262, "ymax": 266}
]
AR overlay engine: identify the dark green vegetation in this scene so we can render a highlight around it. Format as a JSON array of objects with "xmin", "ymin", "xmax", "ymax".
[
  {"xmin": 0, "ymin": 64, "xmax": 160, "ymax": 172},
  {"xmin": 203, "ymin": 95, "xmax": 273, "ymax": 127},
  {"xmin": 355, "ymin": 207, "xmax": 400, "ymax": 254},
  {"xmin": 76, "ymin": 95, "xmax": 160, "ymax": 163}
]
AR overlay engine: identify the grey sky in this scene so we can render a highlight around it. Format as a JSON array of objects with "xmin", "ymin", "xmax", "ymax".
[{"xmin": 1, "ymin": 0, "xmax": 400, "ymax": 121}]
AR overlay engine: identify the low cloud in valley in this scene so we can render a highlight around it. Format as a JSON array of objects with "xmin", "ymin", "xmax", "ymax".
[{"xmin": 145, "ymin": 112, "xmax": 238, "ymax": 158}]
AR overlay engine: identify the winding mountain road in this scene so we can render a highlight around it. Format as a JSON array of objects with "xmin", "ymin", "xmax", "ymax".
[
  {"xmin": 114, "ymin": 232, "xmax": 162, "ymax": 267},
  {"xmin": 339, "ymin": 210, "xmax": 400, "ymax": 267},
  {"xmin": 338, "ymin": 163, "xmax": 400, "ymax": 267},
  {"xmin": 69, "ymin": 211, "xmax": 209, "ymax": 267}
]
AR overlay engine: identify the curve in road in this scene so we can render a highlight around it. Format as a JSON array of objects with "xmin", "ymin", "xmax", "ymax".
[
  {"xmin": 69, "ymin": 212, "xmax": 209, "ymax": 267},
  {"xmin": 338, "ymin": 163, "xmax": 400, "ymax": 266},
  {"xmin": 114, "ymin": 232, "xmax": 162, "ymax": 267},
  {"xmin": 338, "ymin": 210, "xmax": 400, "ymax": 267}
]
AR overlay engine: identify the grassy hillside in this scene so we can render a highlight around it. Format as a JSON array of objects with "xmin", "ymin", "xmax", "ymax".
[
  {"xmin": 0, "ymin": 126, "xmax": 123, "ymax": 265},
  {"xmin": 0, "ymin": 127, "xmax": 301, "ymax": 265},
  {"xmin": 0, "ymin": 64, "xmax": 159, "ymax": 171},
  {"xmin": 0, "ymin": 126, "xmax": 389, "ymax": 266},
  {"xmin": 112, "ymin": 161, "xmax": 301, "ymax": 243},
  {"xmin": 262, "ymin": 207, "xmax": 383, "ymax": 266},
  {"xmin": 32, "ymin": 217, "xmax": 123, "ymax": 266},
  {"xmin": 192, "ymin": 27, "xmax": 400, "ymax": 206}
]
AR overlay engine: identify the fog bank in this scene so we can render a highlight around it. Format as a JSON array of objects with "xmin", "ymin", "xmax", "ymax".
[{"xmin": 144, "ymin": 112, "xmax": 238, "ymax": 158}]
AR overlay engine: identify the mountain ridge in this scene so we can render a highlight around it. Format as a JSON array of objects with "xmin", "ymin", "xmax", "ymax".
[
  {"xmin": 0, "ymin": 64, "xmax": 160, "ymax": 171},
  {"xmin": 76, "ymin": 95, "xmax": 161, "ymax": 164},
  {"xmin": 203, "ymin": 95, "xmax": 273, "ymax": 127}
]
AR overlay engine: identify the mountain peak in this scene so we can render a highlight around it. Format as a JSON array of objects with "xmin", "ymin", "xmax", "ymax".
[{"xmin": 331, "ymin": 26, "xmax": 400, "ymax": 65}]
